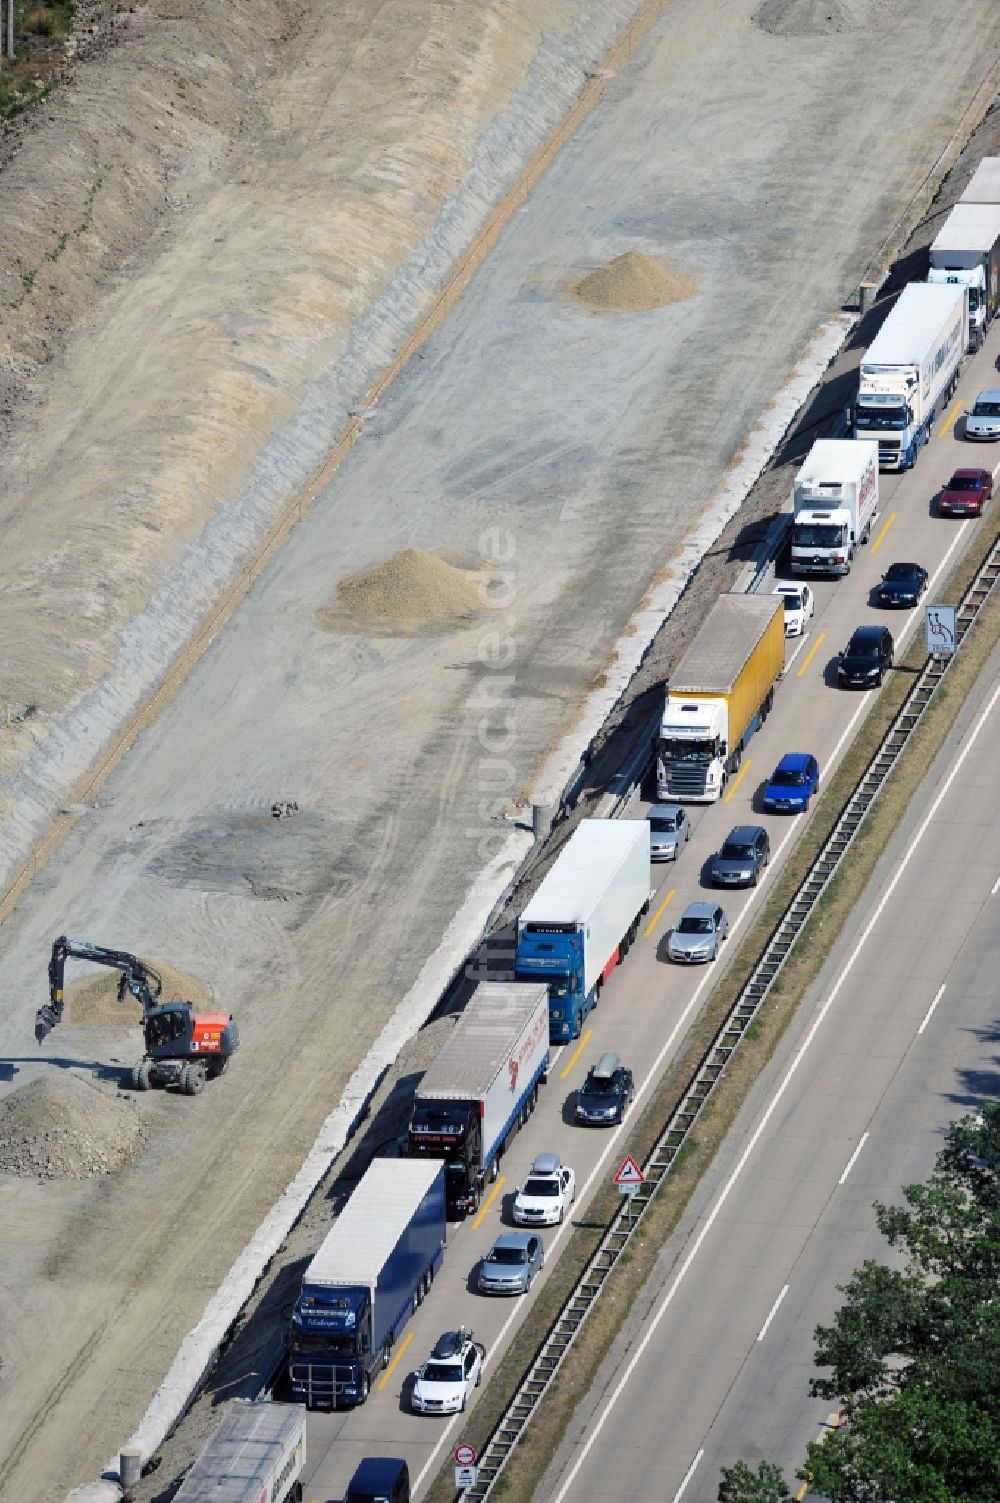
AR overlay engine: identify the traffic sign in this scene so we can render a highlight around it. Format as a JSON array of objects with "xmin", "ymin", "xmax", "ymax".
[
  {"xmin": 924, "ymin": 603, "xmax": 956, "ymax": 657},
  {"xmin": 455, "ymin": 1465, "xmax": 478, "ymax": 1488},
  {"xmin": 455, "ymin": 1443, "xmax": 478, "ymax": 1466},
  {"xmin": 613, "ymin": 1154, "xmax": 645, "ymax": 1190}
]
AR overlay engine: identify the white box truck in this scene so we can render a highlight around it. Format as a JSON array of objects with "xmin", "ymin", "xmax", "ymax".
[
  {"xmin": 789, "ymin": 439, "xmax": 879, "ymax": 577},
  {"xmin": 927, "ymin": 203, "xmax": 1000, "ymax": 344},
  {"xmin": 407, "ymin": 981, "xmax": 549, "ymax": 1218},
  {"xmin": 515, "ymin": 819, "xmax": 650, "ymax": 1044},
  {"xmin": 175, "ymin": 1401, "xmax": 306, "ymax": 1503},
  {"xmin": 854, "ymin": 282, "xmax": 967, "ymax": 470},
  {"xmin": 657, "ymin": 594, "xmax": 785, "ymax": 804}
]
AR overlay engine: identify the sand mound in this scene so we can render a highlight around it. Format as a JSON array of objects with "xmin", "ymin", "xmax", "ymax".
[
  {"xmin": 317, "ymin": 548, "xmax": 489, "ymax": 635},
  {"xmin": 0, "ymin": 1074, "xmax": 148, "ymax": 1180},
  {"xmin": 753, "ymin": 0, "xmax": 889, "ymax": 35},
  {"xmin": 572, "ymin": 251, "xmax": 696, "ymax": 312},
  {"xmin": 64, "ymin": 960, "xmax": 211, "ymax": 1028}
]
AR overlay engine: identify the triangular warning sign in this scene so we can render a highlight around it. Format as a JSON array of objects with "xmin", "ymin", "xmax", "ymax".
[{"xmin": 613, "ymin": 1154, "xmax": 645, "ymax": 1187}]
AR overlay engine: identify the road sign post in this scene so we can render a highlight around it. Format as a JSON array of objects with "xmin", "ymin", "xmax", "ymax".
[
  {"xmin": 924, "ymin": 603, "xmax": 957, "ymax": 658},
  {"xmin": 455, "ymin": 1465, "xmax": 478, "ymax": 1489}
]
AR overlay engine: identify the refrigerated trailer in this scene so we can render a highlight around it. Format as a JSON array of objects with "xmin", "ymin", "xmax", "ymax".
[
  {"xmin": 289, "ymin": 1159, "xmax": 445, "ymax": 1409},
  {"xmin": 174, "ymin": 1402, "xmax": 306, "ymax": 1503},
  {"xmin": 959, "ymin": 156, "xmax": 1000, "ymax": 208},
  {"xmin": 790, "ymin": 439, "xmax": 879, "ymax": 577},
  {"xmin": 927, "ymin": 203, "xmax": 1000, "ymax": 344},
  {"xmin": 407, "ymin": 982, "xmax": 549, "ymax": 1217},
  {"xmin": 854, "ymin": 282, "xmax": 967, "ymax": 470},
  {"xmin": 515, "ymin": 819, "xmax": 650, "ymax": 1043}
]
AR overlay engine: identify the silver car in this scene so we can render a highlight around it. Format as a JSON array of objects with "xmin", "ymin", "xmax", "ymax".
[
  {"xmin": 667, "ymin": 901, "xmax": 729, "ymax": 963},
  {"xmin": 965, "ymin": 389, "xmax": 1000, "ymax": 441},
  {"xmin": 646, "ymin": 804, "xmax": 690, "ymax": 861},
  {"xmin": 478, "ymin": 1232, "xmax": 544, "ymax": 1295}
]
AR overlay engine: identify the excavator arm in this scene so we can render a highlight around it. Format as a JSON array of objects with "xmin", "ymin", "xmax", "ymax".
[{"xmin": 35, "ymin": 935, "xmax": 163, "ymax": 1044}]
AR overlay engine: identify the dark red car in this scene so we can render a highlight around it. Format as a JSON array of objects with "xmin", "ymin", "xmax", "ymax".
[{"xmin": 938, "ymin": 468, "xmax": 993, "ymax": 518}]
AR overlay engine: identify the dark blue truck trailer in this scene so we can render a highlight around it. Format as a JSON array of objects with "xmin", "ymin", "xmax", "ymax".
[{"xmin": 289, "ymin": 1159, "xmax": 445, "ymax": 1409}]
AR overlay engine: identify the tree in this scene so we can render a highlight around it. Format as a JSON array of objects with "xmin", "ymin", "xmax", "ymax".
[{"xmin": 718, "ymin": 1458, "xmax": 791, "ymax": 1503}]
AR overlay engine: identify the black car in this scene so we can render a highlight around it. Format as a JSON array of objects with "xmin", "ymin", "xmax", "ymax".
[
  {"xmin": 575, "ymin": 1052, "xmax": 634, "ymax": 1126},
  {"xmin": 875, "ymin": 561, "xmax": 928, "ymax": 608},
  {"xmin": 837, "ymin": 625, "xmax": 893, "ymax": 688},
  {"xmin": 710, "ymin": 825, "xmax": 770, "ymax": 887}
]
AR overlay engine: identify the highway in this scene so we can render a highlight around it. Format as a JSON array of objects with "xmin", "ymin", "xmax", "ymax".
[
  {"xmin": 536, "ymin": 621, "xmax": 1000, "ymax": 1503},
  {"xmin": 295, "ymin": 331, "xmax": 1000, "ymax": 1498}
]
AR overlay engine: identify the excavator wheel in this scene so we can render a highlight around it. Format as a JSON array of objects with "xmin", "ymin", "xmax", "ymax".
[
  {"xmin": 206, "ymin": 1057, "xmax": 230, "ymax": 1081},
  {"xmin": 180, "ymin": 1062, "xmax": 206, "ymax": 1096},
  {"xmin": 131, "ymin": 1061, "xmax": 152, "ymax": 1092}
]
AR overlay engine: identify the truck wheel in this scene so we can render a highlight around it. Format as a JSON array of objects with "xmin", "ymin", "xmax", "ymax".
[
  {"xmin": 131, "ymin": 1061, "xmax": 152, "ymax": 1092},
  {"xmin": 180, "ymin": 1063, "xmax": 206, "ymax": 1096},
  {"xmin": 361, "ymin": 1374, "xmax": 370, "ymax": 1400}
]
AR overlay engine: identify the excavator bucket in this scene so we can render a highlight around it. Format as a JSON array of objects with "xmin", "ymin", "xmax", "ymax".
[{"xmin": 35, "ymin": 1003, "xmax": 62, "ymax": 1044}]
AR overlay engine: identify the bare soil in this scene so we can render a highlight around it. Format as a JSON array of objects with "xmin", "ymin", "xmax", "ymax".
[
  {"xmin": 572, "ymin": 250, "xmax": 697, "ymax": 311},
  {"xmin": 318, "ymin": 548, "xmax": 491, "ymax": 634}
]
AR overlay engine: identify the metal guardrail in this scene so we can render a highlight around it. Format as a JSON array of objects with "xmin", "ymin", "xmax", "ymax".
[{"xmin": 458, "ymin": 534, "xmax": 1000, "ymax": 1501}]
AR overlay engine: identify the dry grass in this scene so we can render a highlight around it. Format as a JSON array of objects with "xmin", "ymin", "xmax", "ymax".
[{"xmin": 424, "ymin": 523, "xmax": 1000, "ymax": 1503}]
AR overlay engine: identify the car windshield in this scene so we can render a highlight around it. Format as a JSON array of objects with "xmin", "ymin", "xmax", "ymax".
[
  {"xmin": 660, "ymin": 738, "xmax": 712, "ymax": 763},
  {"xmin": 855, "ymin": 405, "xmax": 907, "ymax": 431},
  {"xmin": 772, "ymin": 767, "xmax": 805, "ymax": 786},
  {"xmin": 522, "ymin": 1177, "xmax": 558, "ymax": 1196},
  {"xmin": 720, "ymin": 842, "xmax": 754, "ymax": 860},
  {"xmin": 779, "ymin": 592, "xmax": 804, "ymax": 611},
  {"xmin": 422, "ymin": 1361, "xmax": 462, "ymax": 1382},
  {"xmin": 679, "ymin": 915, "xmax": 713, "ymax": 934},
  {"xmin": 884, "ymin": 564, "xmax": 917, "ymax": 581},
  {"xmin": 584, "ymin": 1075, "xmax": 617, "ymax": 1096},
  {"xmin": 947, "ymin": 475, "xmax": 980, "ymax": 491},
  {"xmin": 489, "ymin": 1246, "xmax": 527, "ymax": 1265},
  {"xmin": 973, "ymin": 400, "xmax": 1000, "ymax": 416},
  {"xmin": 650, "ymin": 814, "xmax": 680, "ymax": 833},
  {"xmin": 848, "ymin": 636, "xmax": 879, "ymax": 657},
  {"xmin": 793, "ymin": 523, "xmax": 844, "ymax": 547}
]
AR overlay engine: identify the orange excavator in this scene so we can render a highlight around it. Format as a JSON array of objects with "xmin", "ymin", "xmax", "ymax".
[{"xmin": 35, "ymin": 936, "xmax": 240, "ymax": 1095}]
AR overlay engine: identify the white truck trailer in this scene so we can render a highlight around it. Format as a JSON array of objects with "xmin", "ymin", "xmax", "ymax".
[
  {"xmin": 657, "ymin": 593, "xmax": 785, "ymax": 804},
  {"xmin": 407, "ymin": 981, "xmax": 549, "ymax": 1217},
  {"xmin": 515, "ymin": 819, "xmax": 650, "ymax": 1043},
  {"xmin": 927, "ymin": 203, "xmax": 1000, "ymax": 344},
  {"xmin": 959, "ymin": 156, "xmax": 1000, "ymax": 207},
  {"xmin": 854, "ymin": 282, "xmax": 967, "ymax": 470},
  {"xmin": 789, "ymin": 439, "xmax": 879, "ymax": 578},
  {"xmin": 174, "ymin": 1402, "xmax": 306, "ymax": 1503}
]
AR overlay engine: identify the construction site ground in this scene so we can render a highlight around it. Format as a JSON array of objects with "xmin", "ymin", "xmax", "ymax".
[{"xmin": 0, "ymin": 0, "xmax": 998, "ymax": 1498}]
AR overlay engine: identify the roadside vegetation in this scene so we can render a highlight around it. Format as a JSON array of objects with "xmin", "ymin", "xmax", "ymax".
[
  {"xmin": 0, "ymin": 2, "xmax": 74, "ymax": 120},
  {"xmin": 425, "ymin": 519, "xmax": 1000, "ymax": 1503}
]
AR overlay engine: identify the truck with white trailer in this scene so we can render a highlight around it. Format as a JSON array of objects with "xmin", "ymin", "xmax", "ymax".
[
  {"xmin": 288, "ymin": 1159, "xmax": 445, "ymax": 1409},
  {"xmin": 515, "ymin": 819, "xmax": 650, "ymax": 1044},
  {"xmin": 854, "ymin": 282, "xmax": 967, "ymax": 470},
  {"xmin": 174, "ymin": 1401, "xmax": 306, "ymax": 1503},
  {"xmin": 927, "ymin": 203, "xmax": 1000, "ymax": 344},
  {"xmin": 407, "ymin": 981, "xmax": 549, "ymax": 1218},
  {"xmin": 789, "ymin": 438, "xmax": 879, "ymax": 578},
  {"xmin": 657, "ymin": 593, "xmax": 785, "ymax": 804},
  {"xmin": 959, "ymin": 156, "xmax": 1000, "ymax": 208}
]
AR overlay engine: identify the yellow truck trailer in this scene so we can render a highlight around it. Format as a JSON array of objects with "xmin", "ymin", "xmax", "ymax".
[{"xmin": 656, "ymin": 593, "xmax": 785, "ymax": 803}]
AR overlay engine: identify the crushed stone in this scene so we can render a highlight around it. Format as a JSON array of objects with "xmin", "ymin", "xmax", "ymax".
[
  {"xmin": 317, "ymin": 547, "xmax": 491, "ymax": 634},
  {"xmin": 572, "ymin": 250, "xmax": 697, "ymax": 312},
  {"xmin": 64, "ymin": 960, "xmax": 212, "ymax": 1028},
  {"xmin": 752, "ymin": 0, "xmax": 891, "ymax": 36},
  {"xmin": 0, "ymin": 1074, "xmax": 148, "ymax": 1180}
]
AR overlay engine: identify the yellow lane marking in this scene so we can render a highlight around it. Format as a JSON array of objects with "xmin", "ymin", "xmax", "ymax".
[
  {"xmin": 723, "ymin": 758, "xmax": 751, "ymax": 804},
  {"xmin": 560, "ymin": 1027, "xmax": 593, "ymax": 1080},
  {"xmin": 472, "ymin": 1175, "xmax": 506, "ymax": 1230},
  {"xmin": 377, "ymin": 1329, "xmax": 414, "ymax": 1390},
  {"xmin": 643, "ymin": 887, "xmax": 675, "ymax": 939},
  {"xmin": 869, "ymin": 510, "xmax": 896, "ymax": 555},
  {"xmin": 938, "ymin": 398, "xmax": 963, "ymax": 439},
  {"xmin": 795, "ymin": 1480, "xmax": 810, "ymax": 1501},
  {"xmin": 796, "ymin": 630, "xmax": 826, "ymax": 678}
]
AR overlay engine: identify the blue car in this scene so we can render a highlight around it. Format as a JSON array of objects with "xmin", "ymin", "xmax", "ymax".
[{"xmin": 763, "ymin": 753, "xmax": 819, "ymax": 813}]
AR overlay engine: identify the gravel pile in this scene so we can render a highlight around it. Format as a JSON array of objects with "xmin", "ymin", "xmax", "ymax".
[
  {"xmin": 572, "ymin": 250, "xmax": 696, "ymax": 311},
  {"xmin": 65, "ymin": 960, "xmax": 209, "ymax": 1027},
  {"xmin": 0, "ymin": 1074, "xmax": 148, "ymax": 1180},
  {"xmin": 318, "ymin": 547, "xmax": 489, "ymax": 634},
  {"xmin": 753, "ymin": 0, "xmax": 890, "ymax": 35}
]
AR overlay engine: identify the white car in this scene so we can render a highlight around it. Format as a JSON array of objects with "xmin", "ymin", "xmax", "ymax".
[
  {"xmin": 773, "ymin": 582, "xmax": 814, "ymax": 637},
  {"xmin": 411, "ymin": 1329, "xmax": 485, "ymax": 1415},
  {"xmin": 512, "ymin": 1152, "xmax": 576, "ymax": 1226}
]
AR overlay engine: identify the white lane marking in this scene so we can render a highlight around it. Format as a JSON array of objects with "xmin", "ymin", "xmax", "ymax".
[
  {"xmin": 838, "ymin": 1132, "xmax": 870, "ymax": 1185},
  {"xmin": 546, "ymin": 672, "xmax": 1000, "ymax": 1503},
  {"xmin": 918, "ymin": 984, "xmax": 947, "ymax": 1035},
  {"xmin": 785, "ymin": 631, "xmax": 812, "ymax": 671},
  {"xmin": 672, "ymin": 1448, "xmax": 704, "ymax": 1503},
  {"xmin": 991, "ymin": 875, "xmax": 1000, "ymax": 896},
  {"xmin": 993, "ymin": 459, "xmax": 1000, "ymax": 479},
  {"xmin": 756, "ymin": 1284, "xmax": 789, "ymax": 1342}
]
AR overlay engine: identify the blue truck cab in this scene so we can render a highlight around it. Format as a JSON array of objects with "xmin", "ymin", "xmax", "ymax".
[
  {"xmin": 289, "ymin": 1160, "xmax": 445, "ymax": 1409},
  {"xmin": 515, "ymin": 923, "xmax": 589, "ymax": 1042}
]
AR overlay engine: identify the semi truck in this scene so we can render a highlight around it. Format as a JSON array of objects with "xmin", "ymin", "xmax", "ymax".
[
  {"xmin": 789, "ymin": 439, "xmax": 879, "ymax": 578},
  {"xmin": 959, "ymin": 156, "xmax": 1000, "ymax": 208},
  {"xmin": 515, "ymin": 819, "xmax": 650, "ymax": 1043},
  {"xmin": 657, "ymin": 593, "xmax": 784, "ymax": 804},
  {"xmin": 407, "ymin": 981, "xmax": 549, "ymax": 1217},
  {"xmin": 927, "ymin": 203, "xmax": 1000, "ymax": 345},
  {"xmin": 854, "ymin": 282, "xmax": 967, "ymax": 470},
  {"xmin": 174, "ymin": 1401, "xmax": 306, "ymax": 1503},
  {"xmin": 288, "ymin": 1159, "xmax": 445, "ymax": 1409}
]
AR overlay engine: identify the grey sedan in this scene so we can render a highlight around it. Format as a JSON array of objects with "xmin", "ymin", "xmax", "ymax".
[
  {"xmin": 667, "ymin": 902, "xmax": 729, "ymax": 963},
  {"xmin": 478, "ymin": 1232, "xmax": 544, "ymax": 1295},
  {"xmin": 711, "ymin": 826, "xmax": 770, "ymax": 888},
  {"xmin": 646, "ymin": 804, "xmax": 690, "ymax": 861}
]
